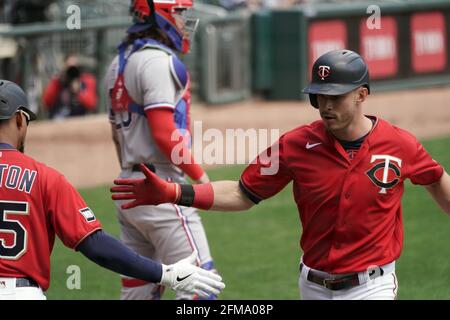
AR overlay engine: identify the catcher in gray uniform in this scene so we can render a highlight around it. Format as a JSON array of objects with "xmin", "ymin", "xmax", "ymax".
[{"xmin": 105, "ymin": 0, "xmax": 218, "ymax": 300}]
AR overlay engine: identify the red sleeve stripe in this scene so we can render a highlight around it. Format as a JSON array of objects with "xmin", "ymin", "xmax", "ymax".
[
  {"xmin": 121, "ymin": 278, "xmax": 151, "ymax": 288},
  {"xmin": 144, "ymin": 103, "xmax": 175, "ymax": 111}
]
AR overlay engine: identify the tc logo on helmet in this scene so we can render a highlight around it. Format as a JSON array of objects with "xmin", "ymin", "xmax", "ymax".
[{"xmin": 318, "ymin": 65, "xmax": 331, "ymax": 80}]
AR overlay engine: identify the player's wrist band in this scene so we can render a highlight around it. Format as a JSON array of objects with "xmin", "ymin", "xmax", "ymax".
[
  {"xmin": 177, "ymin": 183, "xmax": 214, "ymax": 210},
  {"xmin": 178, "ymin": 184, "xmax": 195, "ymax": 207}
]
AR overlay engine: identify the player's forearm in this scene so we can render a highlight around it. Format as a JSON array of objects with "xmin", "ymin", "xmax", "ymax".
[
  {"xmin": 209, "ymin": 180, "xmax": 255, "ymax": 211},
  {"xmin": 146, "ymin": 108, "xmax": 204, "ymax": 180},
  {"xmin": 426, "ymin": 171, "xmax": 450, "ymax": 215},
  {"xmin": 174, "ymin": 180, "xmax": 253, "ymax": 211},
  {"xmin": 154, "ymin": 132, "xmax": 204, "ymax": 180},
  {"xmin": 78, "ymin": 230, "xmax": 163, "ymax": 283},
  {"xmin": 111, "ymin": 166, "xmax": 254, "ymax": 211}
]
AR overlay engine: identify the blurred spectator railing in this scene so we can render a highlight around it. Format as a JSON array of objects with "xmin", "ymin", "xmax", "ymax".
[
  {"xmin": 0, "ymin": 3, "xmax": 250, "ymax": 120},
  {"xmin": 0, "ymin": 16, "xmax": 130, "ymax": 118},
  {"xmin": 197, "ymin": 12, "xmax": 251, "ymax": 104}
]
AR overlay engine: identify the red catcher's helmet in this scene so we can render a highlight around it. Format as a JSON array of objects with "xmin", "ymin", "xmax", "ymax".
[{"xmin": 129, "ymin": 0, "xmax": 199, "ymax": 54}]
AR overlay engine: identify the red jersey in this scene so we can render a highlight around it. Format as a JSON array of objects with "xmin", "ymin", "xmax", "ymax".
[
  {"xmin": 240, "ymin": 117, "xmax": 443, "ymax": 273},
  {"xmin": 0, "ymin": 144, "xmax": 101, "ymax": 290}
]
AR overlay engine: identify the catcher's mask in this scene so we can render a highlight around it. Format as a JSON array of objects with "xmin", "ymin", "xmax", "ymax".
[
  {"xmin": 302, "ymin": 49, "xmax": 370, "ymax": 108},
  {"xmin": 128, "ymin": 0, "xmax": 199, "ymax": 54}
]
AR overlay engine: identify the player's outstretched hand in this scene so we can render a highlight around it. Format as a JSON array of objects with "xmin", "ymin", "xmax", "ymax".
[
  {"xmin": 111, "ymin": 163, "xmax": 179, "ymax": 209},
  {"xmin": 159, "ymin": 251, "xmax": 225, "ymax": 298}
]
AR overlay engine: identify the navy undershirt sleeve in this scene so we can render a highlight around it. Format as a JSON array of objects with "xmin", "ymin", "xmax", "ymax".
[{"xmin": 77, "ymin": 230, "xmax": 162, "ymax": 283}]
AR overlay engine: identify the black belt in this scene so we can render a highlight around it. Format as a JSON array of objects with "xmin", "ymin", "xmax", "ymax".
[
  {"xmin": 300, "ymin": 263, "xmax": 384, "ymax": 291},
  {"xmin": 16, "ymin": 277, "xmax": 39, "ymax": 288},
  {"xmin": 132, "ymin": 163, "xmax": 156, "ymax": 173}
]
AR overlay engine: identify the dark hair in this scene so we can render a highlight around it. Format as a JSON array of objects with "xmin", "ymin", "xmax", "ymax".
[{"xmin": 125, "ymin": 28, "xmax": 173, "ymax": 48}]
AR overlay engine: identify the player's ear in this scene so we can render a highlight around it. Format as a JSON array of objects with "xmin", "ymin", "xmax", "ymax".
[
  {"xmin": 356, "ymin": 87, "xmax": 368, "ymax": 103},
  {"xmin": 15, "ymin": 111, "xmax": 22, "ymax": 127},
  {"xmin": 15, "ymin": 111, "xmax": 25, "ymax": 129}
]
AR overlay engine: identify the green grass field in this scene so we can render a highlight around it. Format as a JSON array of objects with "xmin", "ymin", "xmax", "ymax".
[{"xmin": 46, "ymin": 136, "xmax": 450, "ymax": 300}]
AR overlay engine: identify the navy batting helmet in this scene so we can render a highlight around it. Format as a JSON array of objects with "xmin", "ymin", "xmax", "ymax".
[
  {"xmin": 0, "ymin": 80, "xmax": 37, "ymax": 121},
  {"xmin": 302, "ymin": 50, "xmax": 370, "ymax": 108}
]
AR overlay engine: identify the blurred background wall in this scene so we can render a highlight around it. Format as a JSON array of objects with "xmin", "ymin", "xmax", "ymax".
[{"xmin": 0, "ymin": 0, "xmax": 448, "ymax": 119}]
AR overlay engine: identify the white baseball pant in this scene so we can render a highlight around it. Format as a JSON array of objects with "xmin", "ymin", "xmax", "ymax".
[
  {"xmin": 0, "ymin": 278, "xmax": 46, "ymax": 300},
  {"xmin": 299, "ymin": 260, "xmax": 398, "ymax": 300}
]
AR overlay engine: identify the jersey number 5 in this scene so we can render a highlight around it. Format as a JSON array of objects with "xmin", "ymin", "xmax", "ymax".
[{"xmin": 0, "ymin": 201, "xmax": 29, "ymax": 260}]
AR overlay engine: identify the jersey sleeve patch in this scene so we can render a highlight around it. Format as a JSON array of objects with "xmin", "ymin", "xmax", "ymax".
[{"xmin": 79, "ymin": 207, "xmax": 96, "ymax": 223}]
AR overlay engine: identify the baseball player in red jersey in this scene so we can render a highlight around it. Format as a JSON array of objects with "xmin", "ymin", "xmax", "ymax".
[
  {"xmin": 0, "ymin": 80, "xmax": 224, "ymax": 300},
  {"xmin": 111, "ymin": 50, "xmax": 450, "ymax": 300},
  {"xmin": 105, "ymin": 0, "xmax": 219, "ymax": 300}
]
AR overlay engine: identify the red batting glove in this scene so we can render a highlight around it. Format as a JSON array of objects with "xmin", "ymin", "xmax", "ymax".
[{"xmin": 110, "ymin": 163, "xmax": 180, "ymax": 209}]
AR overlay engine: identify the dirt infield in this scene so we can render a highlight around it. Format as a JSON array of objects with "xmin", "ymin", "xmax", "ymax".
[{"xmin": 26, "ymin": 86, "xmax": 450, "ymax": 188}]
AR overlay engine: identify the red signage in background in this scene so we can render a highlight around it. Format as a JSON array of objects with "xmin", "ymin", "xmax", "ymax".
[
  {"xmin": 308, "ymin": 20, "xmax": 347, "ymax": 75},
  {"xmin": 411, "ymin": 12, "xmax": 447, "ymax": 73},
  {"xmin": 360, "ymin": 16, "xmax": 398, "ymax": 79}
]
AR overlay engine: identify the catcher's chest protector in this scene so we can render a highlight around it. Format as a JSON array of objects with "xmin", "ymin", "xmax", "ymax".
[{"xmin": 111, "ymin": 38, "xmax": 191, "ymax": 132}]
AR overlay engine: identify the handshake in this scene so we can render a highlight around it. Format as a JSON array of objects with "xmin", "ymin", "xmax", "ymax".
[{"xmin": 111, "ymin": 165, "xmax": 224, "ymax": 298}]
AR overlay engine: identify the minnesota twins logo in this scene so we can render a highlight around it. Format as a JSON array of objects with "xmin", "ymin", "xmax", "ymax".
[
  {"xmin": 366, "ymin": 155, "xmax": 402, "ymax": 194},
  {"xmin": 318, "ymin": 65, "xmax": 331, "ymax": 80}
]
